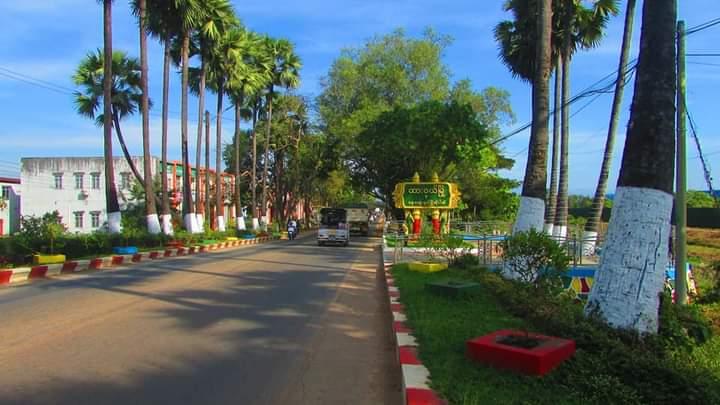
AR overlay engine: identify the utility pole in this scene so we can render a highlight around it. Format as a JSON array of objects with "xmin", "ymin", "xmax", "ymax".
[{"xmin": 675, "ymin": 20, "xmax": 688, "ymax": 305}]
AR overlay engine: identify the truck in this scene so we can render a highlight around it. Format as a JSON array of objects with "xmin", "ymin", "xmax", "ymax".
[{"xmin": 342, "ymin": 203, "xmax": 370, "ymax": 236}]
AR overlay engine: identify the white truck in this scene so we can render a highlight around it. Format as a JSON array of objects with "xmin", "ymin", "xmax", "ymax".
[{"xmin": 343, "ymin": 204, "xmax": 370, "ymax": 236}]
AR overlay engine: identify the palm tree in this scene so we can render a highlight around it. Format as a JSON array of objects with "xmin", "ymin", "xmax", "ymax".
[
  {"xmin": 495, "ymin": 0, "xmax": 554, "ymax": 235},
  {"xmin": 248, "ymin": 93, "xmax": 264, "ymax": 230},
  {"xmin": 583, "ymin": 0, "xmax": 637, "ymax": 253},
  {"xmin": 206, "ymin": 27, "xmax": 247, "ymax": 231},
  {"xmin": 98, "ymin": 0, "xmax": 121, "ymax": 233},
  {"xmin": 545, "ymin": 59, "xmax": 562, "ymax": 235},
  {"xmin": 144, "ymin": 0, "xmax": 179, "ymax": 235},
  {"xmin": 191, "ymin": 0, "xmax": 237, "ymax": 228},
  {"xmin": 553, "ymin": 0, "xmax": 618, "ymax": 239},
  {"xmin": 227, "ymin": 31, "xmax": 270, "ymax": 231},
  {"xmin": 132, "ymin": 0, "xmax": 160, "ymax": 234},
  {"xmin": 585, "ymin": 0, "xmax": 677, "ymax": 334},
  {"xmin": 73, "ymin": 50, "xmax": 147, "ymax": 185},
  {"xmin": 260, "ymin": 37, "xmax": 301, "ymax": 228}
]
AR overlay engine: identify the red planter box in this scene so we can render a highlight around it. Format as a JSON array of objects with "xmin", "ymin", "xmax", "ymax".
[{"xmin": 466, "ymin": 329, "xmax": 575, "ymax": 376}]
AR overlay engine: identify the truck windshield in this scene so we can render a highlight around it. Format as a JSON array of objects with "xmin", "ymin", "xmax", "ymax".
[{"xmin": 320, "ymin": 209, "xmax": 346, "ymax": 226}]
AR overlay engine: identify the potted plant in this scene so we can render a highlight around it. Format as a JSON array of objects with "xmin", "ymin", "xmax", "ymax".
[{"xmin": 466, "ymin": 230, "xmax": 574, "ymax": 376}]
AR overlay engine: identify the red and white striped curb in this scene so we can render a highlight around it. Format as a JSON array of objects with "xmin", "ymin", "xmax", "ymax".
[
  {"xmin": 0, "ymin": 236, "xmax": 278, "ymax": 286},
  {"xmin": 383, "ymin": 261, "xmax": 446, "ymax": 405}
]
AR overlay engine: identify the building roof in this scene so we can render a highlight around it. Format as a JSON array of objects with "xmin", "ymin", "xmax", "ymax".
[{"xmin": 0, "ymin": 177, "xmax": 20, "ymax": 184}]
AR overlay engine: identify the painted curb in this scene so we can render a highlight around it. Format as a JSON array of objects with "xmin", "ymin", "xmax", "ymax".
[
  {"xmin": 379, "ymin": 250, "xmax": 446, "ymax": 405},
  {"xmin": 0, "ymin": 235, "xmax": 283, "ymax": 286}
]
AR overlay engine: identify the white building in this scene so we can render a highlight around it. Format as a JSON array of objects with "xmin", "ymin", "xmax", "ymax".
[
  {"xmin": 0, "ymin": 177, "xmax": 21, "ymax": 236},
  {"xmin": 20, "ymin": 156, "xmax": 236, "ymax": 234},
  {"xmin": 21, "ymin": 156, "xmax": 159, "ymax": 233}
]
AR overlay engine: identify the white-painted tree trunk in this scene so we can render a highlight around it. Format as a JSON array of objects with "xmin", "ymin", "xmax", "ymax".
[
  {"xmin": 236, "ymin": 216, "xmax": 246, "ymax": 231},
  {"xmin": 108, "ymin": 211, "xmax": 122, "ymax": 234},
  {"xmin": 252, "ymin": 217, "xmax": 259, "ymax": 231},
  {"xmin": 146, "ymin": 214, "xmax": 161, "ymax": 235},
  {"xmin": 217, "ymin": 216, "xmax": 226, "ymax": 232},
  {"xmin": 581, "ymin": 230, "xmax": 598, "ymax": 256},
  {"xmin": 544, "ymin": 223, "xmax": 554, "ymax": 236},
  {"xmin": 195, "ymin": 213, "xmax": 204, "ymax": 231},
  {"xmin": 505, "ymin": 196, "xmax": 546, "ymax": 280},
  {"xmin": 184, "ymin": 213, "xmax": 195, "ymax": 233},
  {"xmin": 512, "ymin": 196, "xmax": 545, "ymax": 234},
  {"xmin": 161, "ymin": 214, "xmax": 173, "ymax": 236},
  {"xmin": 552, "ymin": 225, "xmax": 567, "ymax": 239},
  {"xmin": 584, "ymin": 186, "xmax": 673, "ymax": 334}
]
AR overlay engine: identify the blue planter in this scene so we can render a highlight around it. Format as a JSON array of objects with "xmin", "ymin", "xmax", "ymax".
[
  {"xmin": 241, "ymin": 234, "xmax": 256, "ymax": 240},
  {"xmin": 113, "ymin": 246, "xmax": 139, "ymax": 255}
]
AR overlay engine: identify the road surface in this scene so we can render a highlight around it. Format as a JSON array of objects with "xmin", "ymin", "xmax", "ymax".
[{"xmin": 0, "ymin": 235, "xmax": 401, "ymax": 404}]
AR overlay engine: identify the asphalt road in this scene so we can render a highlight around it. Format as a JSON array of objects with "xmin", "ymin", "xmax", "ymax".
[{"xmin": 0, "ymin": 235, "xmax": 401, "ymax": 405}]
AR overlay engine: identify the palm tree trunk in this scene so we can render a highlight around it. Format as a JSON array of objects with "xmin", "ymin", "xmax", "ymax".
[
  {"xmin": 261, "ymin": 87, "xmax": 273, "ymax": 228},
  {"xmin": 103, "ymin": 0, "xmax": 121, "ymax": 234},
  {"xmin": 138, "ymin": 0, "xmax": 160, "ymax": 235},
  {"xmin": 112, "ymin": 109, "xmax": 145, "ymax": 187},
  {"xmin": 195, "ymin": 57, "xmax": 206, "ymax": 227},
  {"xmin": 234, "ymin": 98, "xmax": 244, "ymax": 230},
  {"xmin": 180, "ymin": 31, "xmax": 197, "ymax": 232},
  {"xmin": 160, "ymin": 42, "xmax": 172, "ymax": 235},
  {"xmin": 553, "ymin": 51, "xmax": 571, "ymax": 240},
  {"xmin": 583, "ymin": 0, "xmax": 637, "ymax": 254},
  {"xmin": 512, "ymin": 0, "xmax": 552, "ymax": 235},
  {"xmin": 205, "ymin": 110, "xmax": 211, "ymax": 228},
  {"xmin": 216, "ymin": 81, "xmax": 226, "ymax": 232},
  {"xmin": 585, "ymin": 0, "xmax": 677, "ymax": 334},
  {"xmin": 251, "ymin": 102, "xmax": 259, "ymax": 230},
  {"xmin": 545, "ymin": 61, "xmax": 562, "ymax": 235}
]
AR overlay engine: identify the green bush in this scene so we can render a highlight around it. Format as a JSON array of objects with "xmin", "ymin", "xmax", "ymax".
[{"xmin": 501, "ymin": 229, "xmax": 570, "ymax": 293}]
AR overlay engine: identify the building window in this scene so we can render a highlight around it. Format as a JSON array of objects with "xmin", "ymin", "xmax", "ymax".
[
  {"xmin": 91, "ymin": 172, "xmax": 101, "ymax": 189},
  {"xmin": 74, "ymin": 173, "xmax": 84, "ymax": 189},
  {"xmin": 53, "ymin": 173, "xmax": 63, "ymax": 189},
  {"xmin": 74, "ymin": 211, "xmax": 84, "ymax": 228},
  {"xmin": 121, "ymin": 172, "xmax": 131, "ymax": 190},
  {"xmin": 1, "ymin": 186, "xmax": 9, "ymax": 200},
  {"xmin": 91, "ymin": 211, "xmax": 101, "ymax": 228}
]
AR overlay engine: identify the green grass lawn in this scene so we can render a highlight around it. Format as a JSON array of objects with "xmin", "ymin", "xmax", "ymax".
[{"xmin": 391, "ymin": 263, "xmax": 720, "ymax": 405}]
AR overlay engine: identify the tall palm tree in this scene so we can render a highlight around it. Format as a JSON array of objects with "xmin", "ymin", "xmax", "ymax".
[
  {"xmin": 98, "ymin": 0, "xmax": 121, "ymax": 233},
  {"xmin": 227, "ymin": 32, "xmax": 270, "ymax": 231},
  {"xmin": 517, "ymin": 0, "xmax": 553, "ymax": 234},
  {"xmin": 260, "ymin": 37, "xmax": 301, "ymax": 228},
  {"xmin": 583, "ymin": 0, "xmax": 637, "ymax": 253},
  {"xmin": 495, "ymin": 0, "xmax": 554, "ymax": 235},
  {"xmin": 191, "ymin": 0, "xmax": 237, "ymax": 228},
  {"xmin": 545, "ymin": 59, "xmax": 562, "ymax": 235},
  {"xmin": 132, "ymin": 0, "xmax": 160, "ymax": 234},
  {"xmin": 248, "ymin": 93, "xmax": 264, "ymax": 230},
  {"xmin": 206, "ymin": 27, "xmax": 247, "ymax": 231},
  {"xmin": 585, "ymin": 0, "xmax": 677, "ymax": 334},
  {"xmin": 553, "ymin": 0, "xmax": 618, "ymax": 239},
  {"xmin": 144, "ymin": 0, "xmax": 179, "ymax": 235}
]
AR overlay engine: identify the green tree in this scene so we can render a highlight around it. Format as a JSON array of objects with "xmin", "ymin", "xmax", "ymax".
[
  {"xmin": 259, "ymin": 37, "xmax": 301, "ymax": 225},
  {"xmin": 352, "ymin": 100, "xmax": 495, "ymax": 205},
  {"xmin": 318, "ymin": 28, "xmax": 451, "ymax": 157},
  {"xmin": 687, "ymin": 190, "xmax": 717, "ymax": 208},
  {"xmin": 585, "ymin": 0, "xmax": 677, "ymax": 334}
]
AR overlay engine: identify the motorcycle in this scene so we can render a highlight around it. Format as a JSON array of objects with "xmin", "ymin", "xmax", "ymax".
[{"xmin": 287, "ymin": 225, "xmax": 297, "ymax": 240}]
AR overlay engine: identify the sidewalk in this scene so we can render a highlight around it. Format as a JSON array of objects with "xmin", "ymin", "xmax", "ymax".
[{"xmin": 271, "ymin": 243, "xmax": 402, "ymax": 404}]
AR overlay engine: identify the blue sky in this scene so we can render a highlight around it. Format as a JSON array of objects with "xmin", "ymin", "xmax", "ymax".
[{"xmin": 0, "ymin": 0, "xmax": 718, "ymax": 195}]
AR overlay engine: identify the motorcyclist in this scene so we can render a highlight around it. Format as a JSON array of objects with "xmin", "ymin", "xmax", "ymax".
[{"xmin": 287, "ymin": 217, "xmax": 298, "ymax": 240}]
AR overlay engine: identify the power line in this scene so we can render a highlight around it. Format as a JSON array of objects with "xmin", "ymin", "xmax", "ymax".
[
  {"xmin": 686, "ymin": 53, "xmax": 720, "ymax": 57},
  {"xmin": 686, "ymin": 17, "xmax": 720, "ymax": 35},
  {"xmin": 688, "ymin": 61, "xmax": 720, "ymax": 67},
  {"xmin": 686, "ymin": 107, "xmax": 717, "ymax": 202}
]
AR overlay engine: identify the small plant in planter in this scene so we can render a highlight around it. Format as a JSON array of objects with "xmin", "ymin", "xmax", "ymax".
[{"xmin": 466, "ymin": 231, "xmax": 575, "ymax": 375}]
